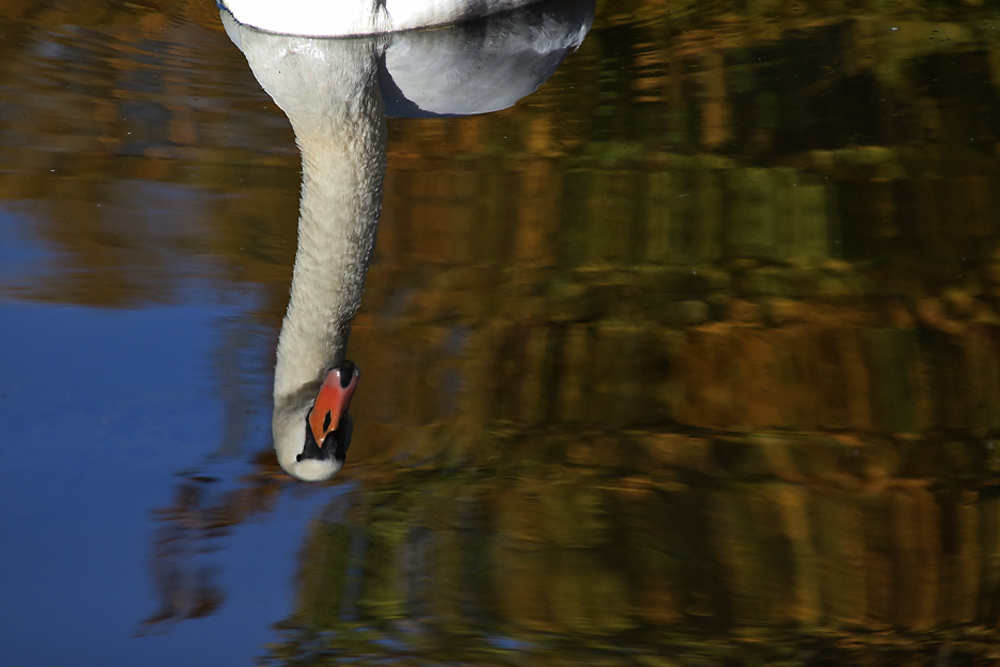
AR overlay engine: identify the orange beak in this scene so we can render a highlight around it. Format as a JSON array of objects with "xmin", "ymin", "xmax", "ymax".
[{"xmin": 308, "ymin": 364, "xmax": 359, "ymax": 448}]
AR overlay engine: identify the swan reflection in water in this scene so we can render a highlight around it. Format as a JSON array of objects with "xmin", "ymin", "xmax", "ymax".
[{"xmin": 220, "ymin": 0, "xmax": 594, "ymax": 481}]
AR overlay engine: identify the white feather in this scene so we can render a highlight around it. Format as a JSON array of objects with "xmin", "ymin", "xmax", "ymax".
[{"xmin": 219, "ymin": 0, "xmax": 544, "ymax": 37}]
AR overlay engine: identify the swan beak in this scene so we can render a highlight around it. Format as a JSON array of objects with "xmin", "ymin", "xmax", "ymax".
[{"xmin": 308, "ymin": 363, "xmax": 359, "ymax": 448}]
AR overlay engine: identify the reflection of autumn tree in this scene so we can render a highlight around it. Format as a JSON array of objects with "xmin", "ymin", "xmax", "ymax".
[
  {"xmin": 259, "ymin": 428, "xmax": 1000, "ymax": 665},
  {"xmin": 7, "ymin": 0, "xmax": 1000, "ymax": 662},
  {"xmin": 140, "ymin": 451, "xmax": 286, "ymax": 632},
  {"xmin": 8, "ymin": 0, "xmax": 1000, "ymax": 313},
  {"xmin": 141, "ymin": 480, "xmax": 225, "ymax": 631}
]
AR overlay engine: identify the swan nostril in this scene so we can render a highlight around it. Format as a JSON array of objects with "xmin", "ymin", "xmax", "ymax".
[{"xmin": 322, "ymin": 410, "xmax": 332, "ymax": 432}]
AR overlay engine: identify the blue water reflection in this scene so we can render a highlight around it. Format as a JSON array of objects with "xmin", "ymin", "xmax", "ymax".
[
  {"xmin": 0, "ymin": 208, "xmax": 53, "ymax": 290},
  {"xmin": 0, "ymin": 299, "xmax": 333, "ymax": 665}
]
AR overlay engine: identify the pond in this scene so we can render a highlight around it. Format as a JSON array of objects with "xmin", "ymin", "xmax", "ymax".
[{"xmin": 2, "ymin": 0, "xmax": 1000, "ymax": 665}]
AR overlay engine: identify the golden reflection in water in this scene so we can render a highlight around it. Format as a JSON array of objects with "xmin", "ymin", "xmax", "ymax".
[{"xmin": 4, "ymin": 0, "xmax": 1000, "ymax": 664}]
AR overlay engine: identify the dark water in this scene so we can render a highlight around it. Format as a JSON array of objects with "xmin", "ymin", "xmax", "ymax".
[{"xmin": 3, "ymin": 1, "xmax": 1000, "ymax": 665}]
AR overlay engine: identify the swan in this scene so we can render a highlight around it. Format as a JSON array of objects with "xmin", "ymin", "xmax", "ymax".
[
  {"xmin": 219, "ymin": 0, "xmax": 547, "ymax": 38},
  {"xmin": 223, "ymin": 16, "xmax": 384, "ymax": 482},
  {"xmin": 221, "ymin": 1, "xmax": 593, "ymax": 481}
]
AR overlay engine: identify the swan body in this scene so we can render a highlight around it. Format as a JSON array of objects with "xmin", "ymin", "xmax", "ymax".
[{"xmin": 220, "ymin": 0, "xmax": 544, "ymax": 37}]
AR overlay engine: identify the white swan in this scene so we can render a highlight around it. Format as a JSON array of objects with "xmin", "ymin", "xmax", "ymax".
[
  {"xmin": 223, "ymin": 17, "xmax": 383, "ymax": 481},
  {"xmin": 219, "ymin": 0, "xmax": 545, "ymax": 38},
  {"xmin": 222, "ymin": 1, "xmax": 593, "ymax": 481}
]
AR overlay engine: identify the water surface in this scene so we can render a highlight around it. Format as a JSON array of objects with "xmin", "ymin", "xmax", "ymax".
[{"xmin": 3, "ymin": 1, "xmax": 1000, "ymax": 665}]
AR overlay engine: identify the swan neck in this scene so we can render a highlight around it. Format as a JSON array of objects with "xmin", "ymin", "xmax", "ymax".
[{"xmin": 272, "ymin": 53, "xmax": 387, "ymax": 400}]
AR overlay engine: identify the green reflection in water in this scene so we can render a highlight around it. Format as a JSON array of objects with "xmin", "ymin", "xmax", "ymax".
[{"xmin": 265, "ymin": 430, "xmax": 1000, "ymax": 665}]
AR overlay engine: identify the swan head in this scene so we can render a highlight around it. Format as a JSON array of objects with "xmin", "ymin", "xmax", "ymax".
[{"xmin": 274, "ymin": 361, "xmax": 359, "ymax": 482}]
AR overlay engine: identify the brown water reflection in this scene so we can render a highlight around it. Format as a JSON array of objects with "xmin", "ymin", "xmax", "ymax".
[{"xmin": 4, "ymin": 0, "xmax": 1000, "ymax": 665}]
